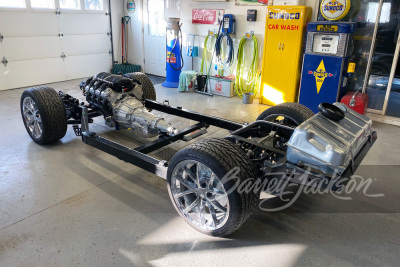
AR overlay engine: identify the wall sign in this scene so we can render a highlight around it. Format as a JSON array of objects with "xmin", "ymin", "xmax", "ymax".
[
  {"xmin": 320, "ymin": 0, "xmax": 351, "ymax": 21},
  {"xmin": 127, "ymin": 0, "xmax": 136, "ymax": 14},
  {"xmin": 192, "ymin": 9, "xmax": 225, "ymax": 25}
]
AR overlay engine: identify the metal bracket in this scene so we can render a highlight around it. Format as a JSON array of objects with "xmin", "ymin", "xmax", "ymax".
[
  {"xmin": 81, "ymin": 106, "xmax": 89, "ymax": 133},
  {"xmin": 61, "ymin": 52, "xmax": 66, "ymax": 61},
  {"xmin": 245, "ymin": 31, "xmax": 254, "ymax": 39},
  {"xmin": 2, "ymin": 57, "xmax": 8, "ymax": 67},
  {"xmin": 72, "ymin": 125, "xmax": 82, "ymax": 136},
  {"xmin": 58, "ymin": 32, "xmax": 64, "ymax": 39},
  {"xmin": 55, "ymin": 8, "xmax": 61, "ymax": 16},
  {"xmin": 0, "ymin": 33, "xmax": 3, "ymax": 43},
  {"xmin": 105, "ymin": 10, "xmax": 110, "ymax": 16},
  {"xmin": 208, "ymin": 29, "xmax": 217, "ymax": 36}
]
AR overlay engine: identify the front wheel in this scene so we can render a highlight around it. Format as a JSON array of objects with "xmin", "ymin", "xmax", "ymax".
[
  {"xmin": 20, "ymin": 87, "xmax": 67, "ymax": 144},
  {"xmin": 167, "ymin": 138, "xmax": 259, "ymax": 237}
]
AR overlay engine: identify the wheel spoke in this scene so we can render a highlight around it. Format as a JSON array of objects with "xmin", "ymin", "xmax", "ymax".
[
  {"xmin": 175, "ymin": 176, "xmax": 197, "ymax": 192},
  {"xmin": 198, "ymin": 199, "xmax": 206, "ymax": 227},
  {"xmin": 196, "ymin": 163, "xmax": 202, "ymax": 188},
  {"xmin": 33, "ymin": 121, "xmax": 41, "ymax": 136},
  {"xmin": 207, "ymin": 173, "xmax": 216, "ymax": 189},
  {"xmin": 209, "ymin": 199, "xmax": 227, "ymax": 213},
  {"xmin": 206, "ymin": 200, "xmax": 218, "ymax": 227},
  {"xmin": 183, "ymin": 165, "xmax": 200, "ymax": 187},
  {"xmin": 183, "ymin": 197, "xmax": 200, "ymax": 213},
  {"xmin": 28, "ymin": 99, "xmax": 37, "ymax": 114},
  {"xmin": 174, "ymin": 190, "xmax": 194, "ymax": 199},
  {"xmin": 27, "ymin": 117, "xmax": 35, "ymax": 126},
  {"xmin": 24, "ymin": 103, "xmax": 34, "ymax": 115},
  {"xmin": 211, "ymin": 188, "xmax": 225, "ymax": 196}
]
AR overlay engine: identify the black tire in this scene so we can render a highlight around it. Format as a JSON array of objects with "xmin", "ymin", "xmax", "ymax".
[
  {"xmin": 167, "ymin": 138, "xmax": 259, "ymax": 237},
  {"xmin": 257, "ymin": 102, "xmax": 314, "ymax": 126},
  {"xmin": 124, "ymin": 72, "xmax": 156, "ymax": 101},
  {"xmin": 20, "ymin": 87, "xmax": 67, "ymax": 145}
]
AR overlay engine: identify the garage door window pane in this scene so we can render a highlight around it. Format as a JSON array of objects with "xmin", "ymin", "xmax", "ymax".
[
  {"xmin": 31, "ymin": 0, "xmax": 55, "ymax": 9},
  {"xmin": 85, "ymin": 0, "xmax": 103, "ymax": 10},
  {"xmin": 59, "ymin": 0, "xmax": 80, "ymax": 9},
  {"xmin": 0, "ymin": 0, "xmax": 25, "ymax": 8}
]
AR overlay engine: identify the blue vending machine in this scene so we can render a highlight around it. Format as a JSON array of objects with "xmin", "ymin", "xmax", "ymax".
[{"xmin": 298, "ymin": 22, "xmax": 356, "ymax": 113}]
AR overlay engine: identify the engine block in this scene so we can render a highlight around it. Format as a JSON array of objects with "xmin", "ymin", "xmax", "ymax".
[{"xmin": 80, "ymin": 73, "xmax": 176, "ymax": 138}]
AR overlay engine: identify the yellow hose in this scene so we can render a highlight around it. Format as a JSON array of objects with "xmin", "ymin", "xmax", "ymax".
[
  {"xmin": 200, "ymin": 34, "xmax": 217, "ymax": 75},
  {"xmin": 235, "ymin": 34, "xmax": 259, "ymax": 98}
]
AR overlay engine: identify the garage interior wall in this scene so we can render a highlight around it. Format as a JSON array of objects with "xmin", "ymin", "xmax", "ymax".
[
  {"xmin": 121, "ymin": 0, "xmax": 319, "ymax": 76},
  {"xmin": 111, "ymin": 0, "xmax": 144, "ymax": 68},
  {"xmin": 180, "ymin": 0, "xmax": 318, "ymax": 75}
]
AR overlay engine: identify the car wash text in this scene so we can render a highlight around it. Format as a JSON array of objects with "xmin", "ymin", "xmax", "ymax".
[{"xmin": 268, "ymin": 11, "xmax": 300, "ymax": 31}]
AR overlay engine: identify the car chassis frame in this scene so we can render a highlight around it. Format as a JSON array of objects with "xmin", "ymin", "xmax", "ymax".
[{"xmin": 74, "ymin": 98, "xmax": 377, "ymax": 190}]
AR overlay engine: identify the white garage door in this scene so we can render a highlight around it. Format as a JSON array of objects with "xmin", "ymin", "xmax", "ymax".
[{"xmin": 0, "ymin": 0, "xmax": 112, "ymax": 91}]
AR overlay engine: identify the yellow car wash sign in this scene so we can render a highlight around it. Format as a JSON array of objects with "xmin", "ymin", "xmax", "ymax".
[
  {"xmin": 320, "ymin": 0, "xmax": 351, "ymax": 21},
  {"xmin": 308, "ymin": 60, "xmax": 333, "ymax": 93}
]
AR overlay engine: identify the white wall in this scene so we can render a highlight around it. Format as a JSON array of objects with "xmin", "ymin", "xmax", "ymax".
[
  {"xmin": 125, "ymin": 0, "xmax": 144, "ymax": 67},
  {"xmin": 180, "ymin": 0, "xmax": 318, "ymax": 75},
  {"xmin": 112, "ymin": 0, "xmax": 320, "ymax": 75},
  {"xmin": 110, "ymin": 0, "xmax": 144, "ymax": 68},
  {"xmin": 181, "ymin": 0, "xmax": 271, "ymax": 74},
  {"xmin": 110, "ymin": 0, "xmax": 122, "ymax": 63}
]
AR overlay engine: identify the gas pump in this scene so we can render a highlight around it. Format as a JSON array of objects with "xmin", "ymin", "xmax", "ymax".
[
  {"xmin": 162, "ymin": 18, "xmax": 183, "ymax": 88},
  {"xmin": 298, "ymin": 22, "xmax": 356, "ymax": 113}
]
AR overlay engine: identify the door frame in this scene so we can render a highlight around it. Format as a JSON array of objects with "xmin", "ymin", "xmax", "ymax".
[
  {"xmin": 362, "ymin": 0, "xmax": 400, "ymax": 117},
  {"xmin": 140, "ymin": 0, "xmax": 146, "ymax": 73},
  {"xmin": 141, "ymin": 0, "xmax": 166, "ymax": 76},
  {"xmin": 382, "ymin": 31, "xmax": 400, "ymax": 115}
]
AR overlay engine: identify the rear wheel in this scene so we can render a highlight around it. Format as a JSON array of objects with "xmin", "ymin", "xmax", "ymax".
[
  {"xmin": 20, "ymin": 87, "xmax": 67, "ymax": 144},
  {"xmin": 124, "ymin": 72, "xmax": 156, "ymax": 101},
  {"xmin": 257, "ymin": 102, "xmax": 314, "ymax": 127},
  {"xmin": 167, "ymin": 138, "xmax": 259, "ymax": 237}
]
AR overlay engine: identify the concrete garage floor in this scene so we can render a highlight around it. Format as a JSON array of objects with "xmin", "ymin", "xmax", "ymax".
[{"xmin": 1, "ymin": 78, "xmax": 400, "ymax": 266}]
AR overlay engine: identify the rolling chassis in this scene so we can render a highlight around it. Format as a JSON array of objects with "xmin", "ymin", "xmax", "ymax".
[
  {"xmin": 26, "ymin": 87, "xmax": 375, "ymax": 237},
  {"xmin": 71, "ymin": 97, "xmax": 376, "ymax": 195}
]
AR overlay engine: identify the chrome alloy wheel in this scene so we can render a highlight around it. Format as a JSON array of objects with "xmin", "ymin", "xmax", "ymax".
[
  {"xmin": 170, "ymin": 160, "xmax": 230, "ymax": 231},
  {"xmin": 22, "ymin": 96, "xmax": 42, "ymax": 138}
]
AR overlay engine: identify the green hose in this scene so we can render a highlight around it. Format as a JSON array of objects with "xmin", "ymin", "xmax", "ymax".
[
  {"xmin": 235, "ymin": 34, "xmax": 259, "ymax": 98},
  {"xmin": 200, "ymin": 34, "xmax": 217, "ymax": 75}
]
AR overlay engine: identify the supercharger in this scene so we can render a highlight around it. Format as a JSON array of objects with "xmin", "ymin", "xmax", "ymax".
[{"xmin": 80, "ymin": 73, "xmax": 177, "ymax": 138}]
